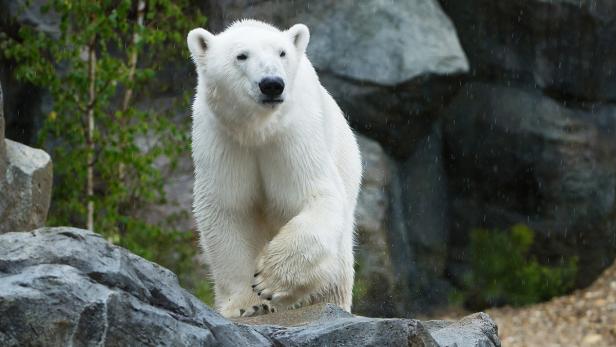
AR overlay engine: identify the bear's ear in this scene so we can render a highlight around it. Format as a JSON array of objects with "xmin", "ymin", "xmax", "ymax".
[
  {"xmin": 287, "ymin": 24, "xmax": 310, "ymax": 54},
  {"xmin": 187, "ymin": 28, "xmax": 214, "ymax": 61}
]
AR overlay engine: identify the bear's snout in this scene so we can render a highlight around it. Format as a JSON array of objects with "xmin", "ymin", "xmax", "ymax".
[{"xmin": 259, "ymin": 77, "xmax": 285, "ymax": 99}]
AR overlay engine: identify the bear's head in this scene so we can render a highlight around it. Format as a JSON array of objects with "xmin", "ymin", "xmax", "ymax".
[{"xmin": 187, "ymin": 20, "xmax": 310, "ymax": 115}]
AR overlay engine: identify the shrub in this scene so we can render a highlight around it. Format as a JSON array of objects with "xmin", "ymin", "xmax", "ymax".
[{"xmin": 459, "ymin": 224, "xmax": 577, "ymax": 309}]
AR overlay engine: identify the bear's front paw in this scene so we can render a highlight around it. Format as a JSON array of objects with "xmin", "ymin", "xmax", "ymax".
[
  {"xmin": 220, "ymin": 299, "xmax": 275, "ymax": 318},
  {"xmin": 252, "ymin": 236, "xmax": 333, "ymax": 309}
]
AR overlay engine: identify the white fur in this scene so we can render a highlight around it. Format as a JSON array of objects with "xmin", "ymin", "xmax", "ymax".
[{"xmin": 188, "ymin": 20, "xmax": 362, "ymax": 318}]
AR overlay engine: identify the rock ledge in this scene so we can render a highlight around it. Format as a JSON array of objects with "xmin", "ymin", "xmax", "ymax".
[{"xmin": 0, "ymin": 227, "xmax": 500, "ymax": 346}]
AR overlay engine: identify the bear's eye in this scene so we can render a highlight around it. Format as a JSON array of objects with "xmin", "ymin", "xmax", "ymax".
[
  {"xmin": 280, "ymin": 51, "xmax": 286, "ymax": 58},
  {"xmin": 236, "ymin": 53, "xmax": 248, "ymax": 61}
]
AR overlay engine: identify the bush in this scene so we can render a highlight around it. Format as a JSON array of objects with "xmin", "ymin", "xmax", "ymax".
[{"xmin": 458, "ymin": 224, "xmax": 577, "ymax": 309}]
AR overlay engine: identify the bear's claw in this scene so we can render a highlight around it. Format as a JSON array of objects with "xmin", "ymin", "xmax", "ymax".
[{"xmin": 239, "ymin": 303, "xmax": 273, "ymax": 317}]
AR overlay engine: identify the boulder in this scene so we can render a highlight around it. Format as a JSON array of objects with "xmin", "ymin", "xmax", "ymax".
[
  {"xmin": 0, "ymin": 227, "xmax": 269, "ymax": 346},
  {"xmin": 239, "ymin": 303, "xmax": 499, "ymax": 347},
  {"xmin": 442, "ymin": 82, "xmax": 616, "ymax": 286},
  {"xmin": 207, "ymin": 0, "xmax": 469, "ymax": 157},
  {"xmin": 440, "ymin": 0, "xmax": 616, "ymax": 101},
  {"xmin": 0, "ymin": 227, "xmax": 501, "ymax": 346},
  {"xmin": 0, "ymin": 140, "xmax": 53, "ymax": 233}
]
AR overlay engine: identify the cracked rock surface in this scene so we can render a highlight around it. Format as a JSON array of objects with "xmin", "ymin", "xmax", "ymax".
[{"xmin": 0, "ymin": 227, "xmax": 500, "ymax": 346}]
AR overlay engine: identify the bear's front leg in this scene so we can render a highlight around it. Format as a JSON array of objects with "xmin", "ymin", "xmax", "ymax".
[
  {"xmin": 252, "ymin": 196, "xmax": 348, "ymax": 310},
  {"xmin": 198, "ymin": 206, "xmax": 273, "ymax": 318}
]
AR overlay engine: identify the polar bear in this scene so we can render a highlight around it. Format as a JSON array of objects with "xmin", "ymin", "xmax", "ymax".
[{"xmin": 187, "ymin": 20, "xmax": 362, "ymax": 318}]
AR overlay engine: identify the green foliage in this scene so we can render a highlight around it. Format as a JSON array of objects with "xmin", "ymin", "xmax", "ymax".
[
  {"xmin": 460, "ymin": 224, "xmax": 577, "ymax": 309},
  {"xmin": 0, "ymin": 1, "xmax": 213, "ymax": 304}
]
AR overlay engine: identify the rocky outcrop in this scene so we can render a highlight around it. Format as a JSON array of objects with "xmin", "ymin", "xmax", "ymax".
[
  {"xmin": 0, "ymin": 227, "xmax": 267, "ymax": 346},
  {"xmin": 207, "ymin": 0, "xmax": 468, "ymax": 157},
  {"xmin": 442, "ymin": 82, "xmax": 616, "ymax": 286},
  {"xmin": 239, "ymin": 305, "xmax": 500, "ymax": 347},
  {"xmin": 439, "ymin": 0, "xmax": 616, "ymax": 102},
  {"xmin": 0, "ymin": 227, "xmax": 501, "ymax": 346},
  {"xmin": 0, "ymin": 82, "xmax": 53, "ymax": 233}
]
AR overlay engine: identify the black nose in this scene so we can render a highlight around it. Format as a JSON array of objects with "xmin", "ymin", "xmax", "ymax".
[{"xmin": 259, "ymin": 77, "xmax": 285, "ymax": 97}]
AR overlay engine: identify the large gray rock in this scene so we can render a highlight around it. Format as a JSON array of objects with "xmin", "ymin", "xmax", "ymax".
[
  {"xmin": 424, "ymin": 313, "xmax": 501, "ymax": 347},
  {"xmin": 0, "ymin": 227, "xmax": 270, "ymax": 346},
  {"xmin": 207, "ymin": 0, "xmax": 468, "ymax": 157},
  {"xmin": 211, "ymin": 0, "xmax": 467, "ymax": 86},
  {"xmin": 237, "ymin": 303, "xmax": 500, "ymax": 347},
  {"xmin": 442, "ymin": 82, "xmax": 616, "ymax": 287},
  {"xmin": 440, "ymin": 0, "xmax": 616, "ymax": 101},
  {"xmin": 0, "ymin": 139, "xmax": 53, "ymax": 233},
  {"xmin": 0, "ymin": 227, "xmax": 501, "ymax": 346}
]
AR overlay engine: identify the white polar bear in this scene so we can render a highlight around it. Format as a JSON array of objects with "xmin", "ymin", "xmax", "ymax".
[{"xmin": 187, "ymin": 19, "xmax": 362, "ymax": 318}]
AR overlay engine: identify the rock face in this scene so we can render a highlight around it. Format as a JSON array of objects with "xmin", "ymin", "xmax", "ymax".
[
  {"xmin": 0, "ymin": 82, "xmax": 53, "ymax": 234},
  {"xmin": 0, "ymin": 227, "xmax": 501, "ymax": 347},
  {"xmin": 389, "ymin": 124, "xmax": 452, "ymax": 313},
  {"xmin": 353, "ymin": 136, "xmax": 398, "ymax": 317},
  {"xmin": 207, "ymin": 0, "xmax": 468, "ymax": 157},
  {"xmin": 440, "ymin": 0, "xmax": 616, "ymax": 101},
  {"xmin": 442, "ymin": 82, "xmax": 616, "ymax": 286}
]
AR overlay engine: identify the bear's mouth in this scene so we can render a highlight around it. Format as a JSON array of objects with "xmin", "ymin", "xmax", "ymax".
[{"xmin": 261, "ymin": 98, "xmax": 284, "ymax": 105}]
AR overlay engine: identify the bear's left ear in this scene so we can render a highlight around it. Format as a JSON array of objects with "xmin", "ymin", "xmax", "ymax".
[{"xmin": 287, "ymin": 24, "xmax": 310, "ymax": 54}]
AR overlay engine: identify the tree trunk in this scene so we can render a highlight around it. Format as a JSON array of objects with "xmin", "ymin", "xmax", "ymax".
[
  {"xmin": 122, "ymin": 0, "xmax": 146, "ymax": 112},
  {"xmin": 86, "ymin": 41, "xmax": 97, "ymax": 231}
]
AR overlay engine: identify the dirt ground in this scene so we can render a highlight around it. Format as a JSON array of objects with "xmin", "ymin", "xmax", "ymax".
[
  {"xmin": 487, "ymin": 259, "xmax": 616, "ymax": 347},
  {"xmin": 463, "ymin": 260, "xmax": 616, "ymax": 346}
]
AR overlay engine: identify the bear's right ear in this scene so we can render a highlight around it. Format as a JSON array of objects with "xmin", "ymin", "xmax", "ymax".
[
  {"xmin": 287, "ymin": 24, "xmax": 310, "ymax": 55},
  {"xmin": 187, "ymin": 28, "xmax": 214, "ymax": 61}
]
